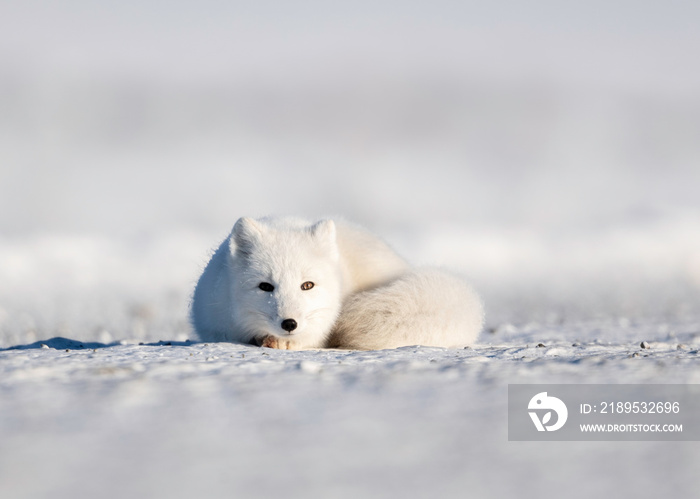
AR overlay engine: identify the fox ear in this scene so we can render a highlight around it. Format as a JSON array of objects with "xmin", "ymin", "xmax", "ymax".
[
  {"xmin": 230, "ymin": 217, "xmax": 264, "ymax": 256},
  {"xmin": 309, "ymin": 219, "xmax": 338, "ymax": 259},
  {"xmin": 310, "ymin": 219, "xmax": 336, "ymax": 242}
]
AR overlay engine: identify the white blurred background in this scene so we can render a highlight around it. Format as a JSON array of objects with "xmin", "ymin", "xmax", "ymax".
[{"xmin": 1, "ymin": 0, "xmax": 699, "ymax": 345}]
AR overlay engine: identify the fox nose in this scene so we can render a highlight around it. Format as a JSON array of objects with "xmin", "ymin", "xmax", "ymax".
[{"xmin": 281, "ymin": 318, "xmax": 297, "ymax": 332}]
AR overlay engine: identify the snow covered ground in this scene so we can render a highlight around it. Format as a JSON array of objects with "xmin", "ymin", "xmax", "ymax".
[
  {"xmin": 2, "ymin": 2, "xmax": 700, "ymax": 498},
  {"xmin": 2, "ymin": 328, "xmax": 700, "ymax": 498}
]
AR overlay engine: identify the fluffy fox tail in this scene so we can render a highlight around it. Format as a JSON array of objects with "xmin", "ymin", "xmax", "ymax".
[{"xmin": 326, "ymin": 268, "xmax": 484, "ymax": 350}]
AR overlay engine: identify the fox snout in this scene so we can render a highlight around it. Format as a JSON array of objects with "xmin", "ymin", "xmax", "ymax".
[{"xmin": 280, "ymin": 318, "xmax": 298, "ymax": 332}]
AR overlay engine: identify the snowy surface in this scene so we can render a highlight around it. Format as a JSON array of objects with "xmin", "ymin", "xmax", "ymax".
[
  {"xmin": 2, "ymin": 319, "xmax": 700, "ymax": 498},
  {"xmin": 2, "ymin": 2, "xmax": 700, "ymax": 498}
]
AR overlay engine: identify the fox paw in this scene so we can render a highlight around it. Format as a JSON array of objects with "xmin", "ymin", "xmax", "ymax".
[{"xmin": 259, "ymin": 335, "xmax": 300, "ymax": 350}]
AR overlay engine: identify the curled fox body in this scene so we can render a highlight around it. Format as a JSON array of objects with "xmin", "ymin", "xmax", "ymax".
[{"xmin": 191, "ymin": 217, "xmax": 483, "ymax": 350}]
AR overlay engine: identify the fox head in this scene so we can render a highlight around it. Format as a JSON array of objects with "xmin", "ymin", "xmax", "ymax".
[{"xmin": 227, "ymin": 217, "xmax": 343, "ymax": 346}]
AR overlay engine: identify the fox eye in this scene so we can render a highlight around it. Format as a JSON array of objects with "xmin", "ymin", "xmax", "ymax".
[
  {"xmin": 301, "ymin": 281, "xmax": 314, "ymax": 291},
  {"xmin": 259, "ymin": 282, "xmax": 274, "ymax": 292}
]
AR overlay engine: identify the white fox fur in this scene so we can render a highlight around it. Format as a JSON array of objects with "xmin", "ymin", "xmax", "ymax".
[{"xmin": 190, "ymin": 217, "xmax": 483, "ymax": 350}]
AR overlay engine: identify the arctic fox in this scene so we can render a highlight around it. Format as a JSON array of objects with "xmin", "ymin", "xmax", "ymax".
[{"xmin": 190, "ymin": 217, "xmax": 483, "ymax": 350}]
